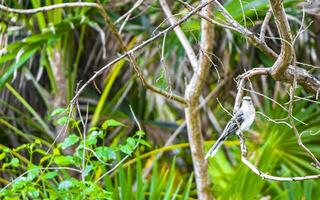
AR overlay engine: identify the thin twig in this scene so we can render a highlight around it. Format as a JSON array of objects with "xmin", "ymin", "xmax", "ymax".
[
  {"xmin": 288, "ymin": 54, "xmax": 320, "ymax": 168},
  {"xmin": 159, "ymin": 0, "xmax": 198, "ymax": 70},
  {"xmin": 260, "ymin": 8, "xmax": 272, "ymax": 43},
  {"xmin": 238, "ymin": 135, "xmax": 320, "ymax": 181},
  {"xmin": 70, "ymin": 0, "xmax": 215, "ymax": 103},
  {"xmin": 81, "ymin": 104, "xmax": 89, "ymax": 182},
  {"xmin": 114, "ymin": 0, "xmax": 144, "ymax": 24},
  {"xmin": 0, "ymin": 2, "xmax": 101, "ymax": 14}
]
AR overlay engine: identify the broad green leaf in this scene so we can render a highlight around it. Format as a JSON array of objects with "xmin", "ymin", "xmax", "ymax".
[
  {"xmin": 12, "ymin": 177, "xmax": 28, "ymax": 190},
  {"xmin": 59, "ymin": 179, "xmax": 76, "ymax": 190},
  {"xmin": 42, "ymin": 171, "xmax": 58, "ymax": 180},
  {"xmin": 27, "ymin": 165, "xmax": 41, "ymax": 181},
  {"xmin": 101, "ymin": 119, "xmax": 124, "ymax": 129},
  {"xmin": 53, "ymin": 148, "xmax": 60, "ymax": 155},
  {"xmin": 54, "ymin": 156, "xmax": 74, "ymax": 165},
  {"xmin": 51, "ymin": 107, "xmax": 66, "ymax": 117},
  {"xmin": 2, "ymin": 147, "xmax": 11, "ymax": 153},
  {"xmin": 119, "ymin": 144, "xmax": 134, "ymax": 155},
  {"xmin": 127, "ymin": 137, "xmax": 136, "ymax": 148},
  {"xmin": 155, "ymin": 67, "xmax": 169, "ymax": 90},
  {"xmin": 28, "ymin": 188, "xmax": 39, "ymax": 198},
  {"xmin": 86, "ymin": 130, "xmax": 104, "ymax": 146},
  {"xmin": 11, "ymin": 157, "xmax": 19, "ymax": 167},
  {"xmin": 60, "ymin": 134, "xmax": 79, "ymax": 150},
  {"xmin": 83, "ymin": 165, "xmax": 94, "ymax": 177},
  {"xmin": 135, "ymin": 130, "xmax": 145, "ymax": 137},
  {"xmin": 95, "ymin": 146, "xmax": 116, "ymax": 161},
  {"xmin": 136, "ymin": 139, "xmax": 151, "ymax": 148},
  {"xmin": 55, "ymin": 116, "xmax": 69, "ymax": 125}
]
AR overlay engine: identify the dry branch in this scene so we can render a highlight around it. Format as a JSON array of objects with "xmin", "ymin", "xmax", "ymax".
[
  {"xmin": 268, "ymin": 0, "xmax": 293, "ymax": 79},
  {"xmin": 238, "ymin": 134, "xmax": 320, "ymax": 181},
  {"xmin": 179, "ymin": 1, "xmax": 320, "ymax": 96},
  {"xmin": 159, "ymin": 0, "xmax": 198, "ymax": 70}
]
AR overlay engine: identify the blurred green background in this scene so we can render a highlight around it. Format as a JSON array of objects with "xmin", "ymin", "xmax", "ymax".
[{"xmin": 0, "ymin": 0, "xmax": 320, "ymax": 199}]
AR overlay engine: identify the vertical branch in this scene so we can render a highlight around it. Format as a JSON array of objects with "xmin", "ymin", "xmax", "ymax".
[{"xmin": 184, "ymin": 2, "xmax": 214, "ymax": 199}]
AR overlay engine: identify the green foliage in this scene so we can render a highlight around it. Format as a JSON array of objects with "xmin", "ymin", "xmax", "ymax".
[{"xmin": 0, "ymin": 116, "xmax": 191, "ymax": 199}]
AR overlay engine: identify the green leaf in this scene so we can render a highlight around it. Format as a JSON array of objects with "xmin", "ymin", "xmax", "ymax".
[
  {"xmin": 3, "ymin": 147, "xmax": 11, "ymax": 153},
  {"xmin": 51, "ymin": 107, "xmax": 66, "ymax": 117},
  {"xmin": 28, "ymin": 188, "xmax": 39, "ymax": 198},
  {"xmin": 86, "ymin": 130, "xmax": 104, "ymax": 146},
  {"xmin": 27, "ymin": 165, "xmax": 41, "ymax": 181},
  {"xmin": 155, "ymin": 67, "xmax": 169, "ymax": 90},
  {"xmin": 83, "ymin": 165, "xmax": 94, "ymax": 177},
  {"xmin": 11, "ymin": 157, "xmax": 19, "ymax": 167},
  {"xmin": 135, "ymin": 130, "xmax": 145, "ymax": 137},
  {"xmin": 59, "ymin": 179, "xmax": 76, "ymax": 190},
  {"xmin": 181, "ymin": 173, "xmax": 193, "ymax": 200},
  {"xmin": 101, "ymin": 119, "xmax": 124, "ymax": 129},
  {"xmin": 34, "ymin": 139, "xmax": 41, "ymax": 145},
  {"xmin": 0, "ymin": 48, "xmax": 38, "ymax": 88},
  {"xmin": 119, "ymin": 144, "xmax": 134, "ymax": 155},
  {"xmin": 42, "ymin": 171, "xmax": 58, "ymax": 180},
  {"xmin": 136, "ymin": 139, "xmax": 151, "ymax": 148},
  {"xmin": 127, "ymin": 137, "xmax": 136, "ymax": 148},
  {"xmin": 95, "ymin": 147, "xmax": 116, "ymax": 161},
  {"xmin": 60, "ymin": 134, "xmax": 79, "ymax": 150},
  {"xmin": 54, "ymin": 156, "xmax": 74, "ymax": 165},
  {"xmin": 12, "ymin": 177, "xmax": 28, "ymax": 190},
  {"xmin": 0, "ymin": 152, "xmax": 6, "ymax": 160},
  {"xmin": 55, "ymin": 116, "xmax": 69, "ymax": 125}
]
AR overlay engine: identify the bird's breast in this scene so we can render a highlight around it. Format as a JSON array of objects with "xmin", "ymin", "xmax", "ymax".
[{"xmin": 240, "ymin": 110, "xmax": 255, "ymax": 131}]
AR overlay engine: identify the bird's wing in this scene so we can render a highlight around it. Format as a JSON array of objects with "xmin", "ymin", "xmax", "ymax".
[{"xmin": 223, "ymin": 110, "xmax": 244, "ymax": 135}]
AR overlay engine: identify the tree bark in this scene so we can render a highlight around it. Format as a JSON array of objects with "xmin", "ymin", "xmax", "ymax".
[{"xmin": 184, "ymin": 2, "xmax": 214, "ymax": 199}]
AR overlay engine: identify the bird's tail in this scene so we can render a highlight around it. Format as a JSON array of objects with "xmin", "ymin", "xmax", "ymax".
[{"xmin": 205, "ymin": 134, "xmax": 228, "ymax": 159}]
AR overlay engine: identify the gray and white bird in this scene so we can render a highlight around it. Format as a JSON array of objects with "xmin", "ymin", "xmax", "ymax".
[{"xmin": 205, "ymin": 96, "xmax": 255, "ymax": 159}]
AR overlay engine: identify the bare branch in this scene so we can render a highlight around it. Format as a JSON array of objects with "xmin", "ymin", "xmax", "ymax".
[
  {"xmin": 114, "ymin": 0, "xmax": 144, "ymax": 24},
  {"xmin": 159, "ymin": 0, "xmax": 198, "ymax": 70},
  {"xmin": 180, "ymin": 1, "xmax": 320, "ymax": 95},
  {"xmin": 268, "ymin": 0, "xmax": 293, "ymax": 79},
  {"xmin": 233, "ymin": 68, "xmax": 270, "ymax": 112},
  {"xmin": 128, "ymin": 53, "xmax": 187, "ymax": 105},
  {"xmin": 288, "ymin": 54, "xmax": 320, "ymax": 168},
  {"xmin": 177, "ymin": 0, "xmax": 239, "ymax": 32},
  {"xmin": 70, "ymin": 0, "xmax": 215, "ymax": 104},
  {"xmin": 238, "ymin": 135, "xmax": 320, "ymax": 181},
  {"xmin": 0, "ymin": 2, "xmax": 101, "ymax": 14},
  {"xmin": 260, "ymin": 8, "xmax": 273, "ymax": 43}
]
